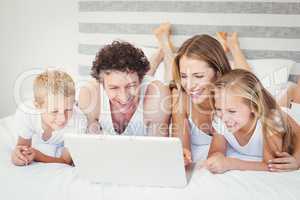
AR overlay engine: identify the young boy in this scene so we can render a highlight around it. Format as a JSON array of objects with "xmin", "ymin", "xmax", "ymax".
[{"xmin": 11, "ymin": 70, "xmax": 86, "ymax": 166}]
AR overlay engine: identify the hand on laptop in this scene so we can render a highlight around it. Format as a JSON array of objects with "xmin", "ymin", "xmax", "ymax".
[{"xmin": 183, "ymin": 148, "xmax": 192, "ymax": 166}]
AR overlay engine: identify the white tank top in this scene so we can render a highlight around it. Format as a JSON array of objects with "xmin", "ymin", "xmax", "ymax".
[
  {"xmin": 188, "ymin": 99, "xmax": 212, "ymax": 161},
  {"xmin": 213, "ymin": 117, "xmax": 263, "ymax": 161},
  {"xmin": 99, "ymin": 75, "xmax": 153, "ymax": 136},
  {"xmin": 188, "ymin": 99, "xmax": 212, "ymax": 146}
]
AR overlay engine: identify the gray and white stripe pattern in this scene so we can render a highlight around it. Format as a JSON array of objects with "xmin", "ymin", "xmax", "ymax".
[{"xmin": 78, "ymin": 0, "xmax": 300, "ymax": 78}]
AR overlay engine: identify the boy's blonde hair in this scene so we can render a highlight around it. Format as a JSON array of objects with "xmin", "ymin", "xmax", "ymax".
[
  {"xmin": 211, "ymin": 69, "xmax": 294, "ymax": 154},
  {"xmin": 33, "ymin": 70, "xmax": 75, "ymax": 105}
]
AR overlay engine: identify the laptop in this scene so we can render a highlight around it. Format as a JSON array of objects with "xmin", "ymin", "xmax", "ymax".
[{"xmin": 64, "ymin": 134, "xmax": 194, "ymax": 188}]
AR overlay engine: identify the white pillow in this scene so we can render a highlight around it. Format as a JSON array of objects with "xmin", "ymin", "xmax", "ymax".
[{"xmin": 248, "ymin": 59, "xmax": 295, "ymax": 98}]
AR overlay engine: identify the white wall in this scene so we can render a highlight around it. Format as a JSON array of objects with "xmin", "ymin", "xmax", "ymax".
[{"xmin": 0, "ymin": 0, "xmax": 78, "ymax": 118}]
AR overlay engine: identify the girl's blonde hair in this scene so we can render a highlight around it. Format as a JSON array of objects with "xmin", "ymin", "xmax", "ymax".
[
  {"xmin": 33, "ymin": 70, "xmax": 75, "ymax": 105},
  {"xmin": 212, "ymin": 69, "xmax": 294, "ymax": 154},
  {"xmin": 172, "ymin": 34, "xmax": 232, "ymax": 91}
]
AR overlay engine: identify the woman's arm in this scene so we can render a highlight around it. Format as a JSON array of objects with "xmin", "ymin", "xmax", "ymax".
[
  {"xmin": 292, "ymin": 121, "xmax": 300, "ymax": 167},
  {"xmin": 171, "ymin": 89, "xmax": 192, "ymax": 165},
  {"xmin": 268, "ymin": 113, "xmax": 300, "ymax": 171}
]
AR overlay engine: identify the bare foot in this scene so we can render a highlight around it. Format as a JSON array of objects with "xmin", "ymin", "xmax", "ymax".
[
  {"xmin": 227, "ymin": 32, "xmax": 240, "ymax": 52},
  {"xmin": 217, "ymin": 32, "xmax": 241, "ymax": 53},
  {"xmin": 148, "ymin": 48, "xmax": 164, "ymax": 76},
  {"xmin": 153, "ymin": 22, "xmax": 173, "ymax": 49},
  {"xmin": 154, "ymin": 22, "xmax": 171, "ymax": 41},
  {"xmin": 216, "ymin": 32, "xmax": 229, "ymax": 53}
]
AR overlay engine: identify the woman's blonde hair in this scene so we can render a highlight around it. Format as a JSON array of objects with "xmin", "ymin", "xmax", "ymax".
[
  {"xmin": 212, "ymin": 69, "xmax": 294, "ymax": 154},
  {"xmin": 172, "ymin": 34, "xmax": 232, "ymax": 91},
  {"xmin": 33, "ymin": 70, "xmax": 75, "ymax": 105}
]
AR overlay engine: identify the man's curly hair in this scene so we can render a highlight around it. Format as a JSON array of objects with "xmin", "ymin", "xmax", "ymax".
[{"xmin": 91, "ymin": 41, "xmax": 150, "ymax": 81}]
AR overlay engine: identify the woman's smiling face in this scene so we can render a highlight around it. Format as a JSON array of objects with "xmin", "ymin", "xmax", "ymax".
[{"xmin": 179, "ymin": 55, "xmax": 216, "ymax": 104}]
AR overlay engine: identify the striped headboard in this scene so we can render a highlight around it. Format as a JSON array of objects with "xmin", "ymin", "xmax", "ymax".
[{"xmin": 78, "ymin": 0, "xmax": 300, "ymax": 80}]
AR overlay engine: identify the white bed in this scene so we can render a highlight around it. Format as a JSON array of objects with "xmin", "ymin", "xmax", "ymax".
[{"xmin": 1, "ymin": 114, "xmax": 300, "ymax": 200}]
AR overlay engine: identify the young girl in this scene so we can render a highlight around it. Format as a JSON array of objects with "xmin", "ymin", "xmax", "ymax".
[{"xmin": 205, "ymin": 69, "xmax": 300, "ymax": 173}]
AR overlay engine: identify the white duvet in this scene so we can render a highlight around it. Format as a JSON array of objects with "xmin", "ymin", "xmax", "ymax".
[{"xmin": 1, "ymin": 115, "xmax": 300, "ymax": 200}]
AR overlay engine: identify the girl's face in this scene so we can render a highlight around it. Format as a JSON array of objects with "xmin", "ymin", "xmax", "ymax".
[
  {"xmin": 102, "ymin": 71, "xmax": 140, "ymax": 112},
  {"xmin": 179, "ymin": 55, "xmax": 216, "ymax": 104},
  {"xmin": 214, "ymin": 88, "xmax": 254, "ymax": 133}
]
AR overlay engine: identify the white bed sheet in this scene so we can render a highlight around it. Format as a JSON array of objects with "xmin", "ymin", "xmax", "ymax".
[{"xmin": 1, "ymin": 115, "xmax": 300, "ymax": 200}]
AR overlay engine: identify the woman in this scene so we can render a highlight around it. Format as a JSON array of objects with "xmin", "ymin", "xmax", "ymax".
[{"xmin": 152, "ymin": 23, "xmax": 300, "ymax": 171}]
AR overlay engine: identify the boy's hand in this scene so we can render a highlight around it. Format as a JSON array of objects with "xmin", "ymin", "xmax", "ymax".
[
  {"xmin": 60, "ymin": 148, "xmax": 73, "ymax": 165},
  {"xmin": 23, "ymin": 147, "xmax": 36, "ymax": 164},
  {"xmin": 204, "ymin": 152, "xmax": 229, "ymax": 174},
  {"xmin": 11, "ymin": 146, "xmax": 30, "ymax": 166}
]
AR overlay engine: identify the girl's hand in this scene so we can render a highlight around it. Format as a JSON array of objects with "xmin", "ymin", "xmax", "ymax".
[
  {"xmin": 183, "ymin": 148, "xmax": 192, "ymax": 166},
  {"xmin": 204, "ymin": 152, "xmax": 230, "ymax": 174},
  {"xmin": 268, "ymin": 152, "xmax": 299, "ymax": 172}
]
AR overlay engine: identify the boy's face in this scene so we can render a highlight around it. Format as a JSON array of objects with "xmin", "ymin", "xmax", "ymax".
[{"xmin": 36, "ymin": 94, "xmax": 75, "ymax": 131}]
